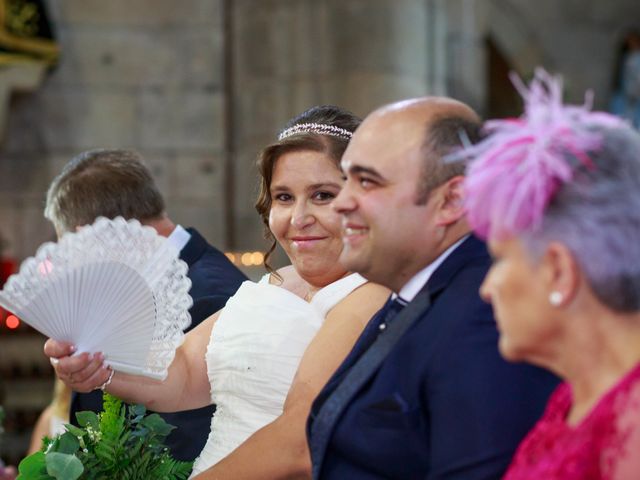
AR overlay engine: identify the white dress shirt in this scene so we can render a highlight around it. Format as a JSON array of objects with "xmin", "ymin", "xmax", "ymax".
[
  {"xmin": 394, "ymin": 235, "xmax": 469, "ymax": 302},
  {"xmin": 167, "ymin": 224, "xmax": 191, "ymax": 252}
]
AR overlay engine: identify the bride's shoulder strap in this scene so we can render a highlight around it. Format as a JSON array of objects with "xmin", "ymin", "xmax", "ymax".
[{"xmin": 315, "ymin": 277, "xmax": 389, "ymax": 321}]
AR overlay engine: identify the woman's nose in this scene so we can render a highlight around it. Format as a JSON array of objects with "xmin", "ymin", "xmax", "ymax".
[{"xmin": 291, "ymin": 203, "xmax": 314, "ymax": 228}]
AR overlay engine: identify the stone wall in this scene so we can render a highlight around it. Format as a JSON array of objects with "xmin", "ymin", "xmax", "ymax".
[
  {"xmin": 1, "ymin": 0, "xmax": 639, "ymax": 261},
  {"xmin": 1, "ymin": 0, "xmax": 450, "ymax": 260},
  {"xmin": 0, "ymin": 0, "xmax": 227, "ymax": 260}
]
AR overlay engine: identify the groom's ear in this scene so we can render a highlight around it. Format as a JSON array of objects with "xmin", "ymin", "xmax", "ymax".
[{"xmin": 434, "ymin": 176, "xmax": 465, "ymax": 226}]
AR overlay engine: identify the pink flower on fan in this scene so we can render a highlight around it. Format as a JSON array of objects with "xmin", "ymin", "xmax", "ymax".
[
  {"xmin": 37, "ymin": 258, "xmax": 54, "ymax": 276},
  {"xmin": 464, "ymin": 68, "xmax": 626, "ymax": 240}
]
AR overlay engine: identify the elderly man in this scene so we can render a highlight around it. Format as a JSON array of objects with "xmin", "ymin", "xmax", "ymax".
[
  {"xmin": 307, "ymin": 98, "xmax": 559, "ymax": 479},
  {"xmin": 42, "ymin": 149, "xmax": 247, "ymax": 461}
]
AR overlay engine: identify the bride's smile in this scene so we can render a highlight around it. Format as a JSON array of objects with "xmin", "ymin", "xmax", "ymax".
[{"xmin": 268, "ymin": 149, "xmax": 346, "ymax": 286}]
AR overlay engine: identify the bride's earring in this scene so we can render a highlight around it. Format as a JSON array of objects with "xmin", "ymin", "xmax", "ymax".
[{"xmin": 549, "ymin": 291, "xmax": 563, "ymax": 307}]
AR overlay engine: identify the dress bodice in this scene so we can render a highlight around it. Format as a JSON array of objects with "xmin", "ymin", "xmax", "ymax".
[
  {"xmin": 190, "ymin": 273, "xmax": 366, "ymax": 477},
  {"xmin": 504, "ymin": 362, "xmax": 640, "ymax": 480}
]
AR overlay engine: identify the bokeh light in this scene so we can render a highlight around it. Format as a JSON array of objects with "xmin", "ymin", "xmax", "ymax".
[{"xmin": 6, "ymin": 314, "xmax": 20, "ymax": 329}]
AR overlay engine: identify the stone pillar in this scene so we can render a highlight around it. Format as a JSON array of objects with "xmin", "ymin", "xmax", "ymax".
[{"xmin": 442, "ymin": 0, "xmax": 487, "ymax": 115}]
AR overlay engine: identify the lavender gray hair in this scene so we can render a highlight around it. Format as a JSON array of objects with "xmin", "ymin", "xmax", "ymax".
[{"xmin": 522, "ymin": 125, "xmax": 640, "ymax": 312}]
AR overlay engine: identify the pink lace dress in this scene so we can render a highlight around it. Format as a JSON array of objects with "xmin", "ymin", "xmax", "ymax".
[{"xmin": 504, "ymin": 362, "xmax": 640, "ymax": 480}]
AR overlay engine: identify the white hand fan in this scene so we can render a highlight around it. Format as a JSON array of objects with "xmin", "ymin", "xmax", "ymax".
[{"xmin": 0, "ymin": 217, "xmax": 192, "ymax": 380}]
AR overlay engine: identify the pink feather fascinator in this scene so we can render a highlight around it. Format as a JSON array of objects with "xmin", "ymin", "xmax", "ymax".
[{"xmin": 462, "ymin": 68, "xmax": 626, "ymax": 240}]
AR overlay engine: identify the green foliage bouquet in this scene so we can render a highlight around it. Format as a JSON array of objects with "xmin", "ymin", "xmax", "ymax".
[{"xmin": 18, "ymin": 394, "xmax": 193, "ymax": 480}]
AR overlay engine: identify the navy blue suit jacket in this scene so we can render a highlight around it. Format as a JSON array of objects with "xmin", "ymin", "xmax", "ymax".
[
  {"xmin": 308, "ymin": 236, "xmax": 559, "ymax": 479},
  {"xmin": 70, "ymin": 227, "xmax": 247, "ymax": 461}
]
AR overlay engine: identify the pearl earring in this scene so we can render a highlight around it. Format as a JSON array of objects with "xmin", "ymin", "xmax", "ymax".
[{"xmin": 549, "ymin": 291, "xmax": 563, "ymax": 306}]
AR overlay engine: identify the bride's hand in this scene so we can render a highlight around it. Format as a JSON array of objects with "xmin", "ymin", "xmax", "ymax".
[
  {"xmin": 0, "ymin": 464, "xmax": 17, "ymax": 480},
  {"xmin": 44, "ymin": 339, "xmax": 111, "ymax": 392}
]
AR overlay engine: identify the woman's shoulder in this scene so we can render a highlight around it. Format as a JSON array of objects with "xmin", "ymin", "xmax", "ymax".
[
  {"xmin": 345, "ymin": 281, "xmax": 390, "ymax": 302},
  {"xmin": 342, "ymin": 280, "xmax": 389, "ymax": 307},
  {"xmin": 328, "ymin": 281, "xmax": 390, "ymax": 320}
]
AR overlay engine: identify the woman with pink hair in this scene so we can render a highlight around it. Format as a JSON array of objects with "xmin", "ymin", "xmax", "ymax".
[{"xmin": 464, "ymin": 70, "xmax": 640, "ymax": 479}]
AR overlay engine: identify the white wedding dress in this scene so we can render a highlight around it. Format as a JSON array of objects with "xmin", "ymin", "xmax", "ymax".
[{"xmin": 190, "ymin": 272, "xmax": 366, "ymax": 477}]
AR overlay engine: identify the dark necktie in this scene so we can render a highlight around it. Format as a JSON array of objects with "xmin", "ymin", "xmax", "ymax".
[
  {"xmin": 310, "ymin": 291, "xmax": 430, "ymax": 478},
  {"xmin": 377, "ymin": 296, "xmax": 408, "ymax": 332},
  {"xmin": 308, "ymin": 295, "xmax": 408, "ymax": 429},
  {"xmin": 354, "ymin": 296, "xmax": 408, "ymax": 355}
]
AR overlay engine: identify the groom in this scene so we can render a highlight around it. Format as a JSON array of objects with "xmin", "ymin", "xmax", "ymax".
[
  {"xmin": 42, "ymin": 149, "xmax": 247, "ymax": 461},
  {"xmin": 307, "ymin": 98, "xmax": 559, "ymax": 479}
]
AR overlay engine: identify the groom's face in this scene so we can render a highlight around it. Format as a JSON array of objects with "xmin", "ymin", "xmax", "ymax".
[{"xmin": 333, "ymin": 108, "xmax": 441, "ymax": 292}]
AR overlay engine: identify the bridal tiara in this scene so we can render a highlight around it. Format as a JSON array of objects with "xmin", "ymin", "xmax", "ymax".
[{"xmin": 278, "ymin": 123, "xmax": 353, "ymax": 141}]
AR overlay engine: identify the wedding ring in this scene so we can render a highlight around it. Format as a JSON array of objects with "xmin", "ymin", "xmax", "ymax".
[{"xmin": 49, "ymin": 357, "xmax": 59, "ymax": 366}]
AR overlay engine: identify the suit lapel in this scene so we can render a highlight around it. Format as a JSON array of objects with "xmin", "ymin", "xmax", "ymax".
[
  {"xmin": 424, "ymin": 235, "xmax": 487, "ymax": 298},
  {"xmin": 309, "ymin": 236, "xmax": 489, "ymax": 478},
  {"xmin": 310, "ymin": 291, "xmax": 431, "ymax": 478}
]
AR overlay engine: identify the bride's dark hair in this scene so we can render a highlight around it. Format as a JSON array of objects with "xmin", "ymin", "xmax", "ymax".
[{"xmin": 255, "ymin": 105, "xmax": 361, "ymax": 274}]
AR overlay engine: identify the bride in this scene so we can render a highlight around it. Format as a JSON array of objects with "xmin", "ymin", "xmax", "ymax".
[{"xmin": 45, "ymin": 105, "xmax": 389, "ymax": 479}]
